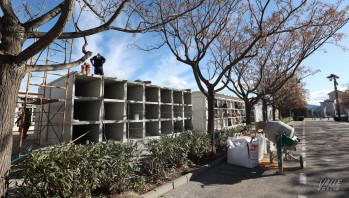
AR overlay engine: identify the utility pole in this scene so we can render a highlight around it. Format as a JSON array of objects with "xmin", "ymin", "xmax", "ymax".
[{"xmin": 327, "ymin": 74, "xmax": 341, "ymax": 119}]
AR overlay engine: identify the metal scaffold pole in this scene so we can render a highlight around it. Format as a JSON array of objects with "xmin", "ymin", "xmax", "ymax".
[{"xmin": 16, "ymin": 35, "xmax": 74, "ymax": 156}]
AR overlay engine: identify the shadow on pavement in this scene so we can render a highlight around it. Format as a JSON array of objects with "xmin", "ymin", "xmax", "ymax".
[{"xmin": 189, "ymin": 159, "xmax": 301, "ymax": 187}]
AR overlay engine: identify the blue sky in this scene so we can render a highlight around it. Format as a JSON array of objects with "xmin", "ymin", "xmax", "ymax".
[
  {"xmin": 302, "ymin": 23, "xmax": 349, "ymax": 105},
  {"xmin": 19, "ymin": 1, "xmax": 349, "ymax": 107}
]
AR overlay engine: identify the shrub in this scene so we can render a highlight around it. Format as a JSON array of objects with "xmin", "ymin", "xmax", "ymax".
[
  {"xmin": 143, "ymin": 135, "xmax": 189, "ymax": 180},
  {"xmin": 215, "ymin": 127, "xmax": 242, "ymax": 151},
  {"xmin": 281, "ymin": 117, "xmax": 293, "ymax": 123},
  {"xmin": 178, "ymin": 132, "xmax": 211, "ymax": 163},
  {"xmin": 16, "ymin": 132, "xmax": 218, "ymax": 196},
  {"xmin": 297, "ymin": 116, "xmax": 305, "ymax": 121},
  {"xmin": 17, "ymin": 141, "xmax": 144, "ymax": 197},
  {"xmin": 17, "ymin": 144, "xmax": 97, "ymax": 197},
  {"xmin": 92, "ymin": 141, "xmax": 145, "ymax": 194}
]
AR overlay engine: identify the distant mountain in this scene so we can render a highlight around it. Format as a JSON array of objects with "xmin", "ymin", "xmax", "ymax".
[{"xmin": 306, "ymin": 104, "xmax": 320, "ymax": 111}]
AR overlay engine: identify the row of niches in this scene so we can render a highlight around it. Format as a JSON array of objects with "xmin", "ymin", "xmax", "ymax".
[
  {"xmin": 74, "ymin": 75, "xmax": 191, "ymax": 104},
  {"xmin": 215, "ymin": 117, "xmax": 246, "ymax": 128},
  {"xmin": 71, "ymin": 120, "xmax": 193, "ymax": 144},
  {"xmin": 73, "ymin": 100, "xmax": 192, "ymax": 122},
  {"xmin": 214, "ymin": 109, "xmax": 245, "ymax": 118},
  {"xmin": 214, "ymin": 99, "xmax": 244, "ymax": 109}
]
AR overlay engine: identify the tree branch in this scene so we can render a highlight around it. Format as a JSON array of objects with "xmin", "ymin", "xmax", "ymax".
[
  {"xmin": 26, "ymin": 51, "xmax": 92, "ymax": 72},
  {"xmin": 23, "ymin": 2, "xmax": 64, "ymax": 29},
  {"xmin": 15, "ymin": 0, "xmax": 75, "ymax": 63},
  {"xmin": 0, "ymin": 0, "xmax": 20, "ymax": 22},
  {"xmin": 26, "ymin": 0, "xmax": 132, "ymax": 39}
]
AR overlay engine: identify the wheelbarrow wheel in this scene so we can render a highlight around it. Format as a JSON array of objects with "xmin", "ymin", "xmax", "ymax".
[{"xmin": 300, "ymin": 156, "xmax": 304, "ymax": 169}]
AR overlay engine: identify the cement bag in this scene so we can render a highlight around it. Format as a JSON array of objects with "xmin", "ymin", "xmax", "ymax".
[
  {"xmin": 256, "ymin": 134, "xmax": 267, "ymax": 160},
  {"xmin": 247, "ymin": 141, "xmax": 259, "ymax": 167},
  {"xmin": 227, "ymin": 137, "xmax": 259, "ymax": 168}
]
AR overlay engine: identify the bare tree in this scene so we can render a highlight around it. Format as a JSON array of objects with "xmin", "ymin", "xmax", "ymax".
[
  {"xmin": 269, "ymin": 76, "xmax": 309, "ymax": 120},
  {"xmin": 224, "ymin": 4, "xmax": 348, "ymax": 124},
  {"xmin": 339, "ymin": 84, "xmax": 349, "ymax": 111},
  {"xmin": 156, "ymin": 0, "xmax": 348, "ymax": 154},
  {"xmin": 0, "ymin": 0, "xmax": 204, "ymax": 195}
]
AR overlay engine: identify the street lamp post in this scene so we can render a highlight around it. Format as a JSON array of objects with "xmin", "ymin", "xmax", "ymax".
[{"xmin": 327, "ymin": 74, "xmax": 341, "ymax": 119}]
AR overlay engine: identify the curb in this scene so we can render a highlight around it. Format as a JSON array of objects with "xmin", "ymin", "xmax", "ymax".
[{"xmin": 142, "ymin": 156, "xmax": 227, "ymax": 198}]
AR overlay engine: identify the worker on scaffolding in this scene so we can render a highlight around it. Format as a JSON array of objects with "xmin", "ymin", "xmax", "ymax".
[
  {"xmin": 90, "ymin": 53, "xmax": 106, "ymax": 75},
  {"xmin": 15, "ymin": 108, "xmax": 32, "ymax": 139}
]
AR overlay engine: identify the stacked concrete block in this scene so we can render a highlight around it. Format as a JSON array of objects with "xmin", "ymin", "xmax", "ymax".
[{"xmin": 35, "ymin": 72, "xmax": 192, "ymax": 145}]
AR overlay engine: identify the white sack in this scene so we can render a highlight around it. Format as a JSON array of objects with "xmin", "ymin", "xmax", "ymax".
[{"xmin": 227, "ymin": 137, "xmax": 259, "ymax": 168}]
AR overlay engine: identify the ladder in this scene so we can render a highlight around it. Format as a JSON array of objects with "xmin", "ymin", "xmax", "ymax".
[{"xmin": 17, "ymin": 39, "xmax": 74, "ymax": 156}]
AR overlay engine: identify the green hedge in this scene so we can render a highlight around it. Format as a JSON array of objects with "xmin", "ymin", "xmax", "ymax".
[
  {"xmin": 17, "ymin": 141, "xmax": 145, "ymax": 197},
  {"xmin": 215, "ymin": 127, "xmax": 243, "ymax": 151},
  {"xmin": 16, "ymin": 129, "xmax": 238, "ymax": 197}
]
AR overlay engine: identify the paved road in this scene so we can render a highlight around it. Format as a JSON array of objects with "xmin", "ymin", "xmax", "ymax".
[{"xmin": 162, "ymin": 119, "xmax": 349, "ymax": 198}]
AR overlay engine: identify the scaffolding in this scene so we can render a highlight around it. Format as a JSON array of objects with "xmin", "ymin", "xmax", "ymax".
[{"xmin": 16, "ymin": 38, "xmax": 74, "ymax": 156}]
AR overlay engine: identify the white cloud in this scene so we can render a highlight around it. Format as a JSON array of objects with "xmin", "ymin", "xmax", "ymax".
[
  {"xmin": 308, "ymin": 85, "xmax": 347, "ymax": 105},
  {"xmin": 74, "ymin": 33, "xmax": 144, "ymax": 79},
  {"xmin": 140, "ymin": 53, "xmax": 197, "ymax": 90},
  {"xmin": 71, "ymin": 6, "xmax": 147, "ymax": 80},
  {"xmin": 308, "ymin": 90, "xmax": 331, "ymax": 105}
]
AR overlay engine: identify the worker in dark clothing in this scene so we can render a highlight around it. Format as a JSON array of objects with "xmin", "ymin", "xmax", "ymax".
[
  {"xmin": 15, "ymin": 108, "xmax": 32, "ymax": 139},
  {"xmin": 90, "ymin": 53, "xmax": 106, "ymax": 75}
]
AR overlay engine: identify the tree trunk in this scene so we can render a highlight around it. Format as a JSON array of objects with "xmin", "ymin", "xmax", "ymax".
[
  {"xmin": 206, "ymin": 89, "xmax": 216, "ymax": 155},
  {"xmin": 245, "ymin": 101, "xmax": 253, "ymax": 125},
  {"xmin": 0, "ymin": 60, "xmax": 26, "ymax": 197},
  {"xmin": 262, "ymin": 97, "xmax": 267, "ymax": 122},
  {"xmin": 272, "ymin": 103, "xmax": 276, "ymax": 121}
]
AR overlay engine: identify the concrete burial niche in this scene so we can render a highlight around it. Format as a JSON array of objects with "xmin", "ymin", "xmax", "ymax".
[
  {"xmin": 36, "ymin": 72, "xmax": 192, "ymax": 145},
  {"xmin": 145, "ymin": 86, "xmax": 159, "ymax": 102},
  {"xmin": 72, "ymin": 124, "xmax": 101, "ymax": 144},
  {"xmin": 161, "ymin": 89, "xmax": 172, "ymax": 103},
  {"xmin": 127, "ymin": 122, "xmax": 144, "ymax": 139},
  {"xmin": 127, "ymin": 83, "xmax": 144, "ymax": 102},
  {"xmin": 104, "ymin": 102, "xmax": 124, "ymax": 120},
  {"xmin": 145, "ymin": 104, "xmax": 159, "ymax": 119},
  {"xmin": 161, "ymin": 120, "xmax": 173, "ymax": 134},
  {"xmin": 128, "ymin": 103, "xmax": 144, "ymax": 120},
  {"xmin": 173, "ymin": 91, "xmax": 183, "ymax": 104},
  {"xmin": 146, "ymin": 121, "xmax": 160, "ymax": 136},
  {"xmin": 73, "ymin": 100, "xmax": 101, "ymax": 121},
  {"xmin": 74, "ymin": 75, "xmax": 102, "ymax": 98},
  {"xmin": 104, "ymin": 123, "xmax": 124, "ymax": 141},
  {"xmin": 184, "ymin": 92, "xmax": 191, "ymax": 104},
  {"xmin": 104, "ymin": 78, "xmax": 126, "ymax": 100},
  {"xmin": 161, "ymin": 105, "xmax": 172, "ymax": 119},
  {"xmin": 174, "ymin": 120, "xmax": 184, "ymax": 132}
]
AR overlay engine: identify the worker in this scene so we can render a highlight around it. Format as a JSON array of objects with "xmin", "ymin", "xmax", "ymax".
[
  {"xmin": 15, "ymin": 108, "xmax": 32, "ymax": 139},
  {"xmin": 90, "ymin": 53, "xmax": 106, "ymax": 75},
  {"xmin": 81, "ymin": 62, "xmax": 91, "ymax": 74}
]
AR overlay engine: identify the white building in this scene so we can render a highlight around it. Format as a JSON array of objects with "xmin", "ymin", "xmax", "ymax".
[{"xmin": 320, "ymin": 90, "xmax": 346, "ymax": 117}]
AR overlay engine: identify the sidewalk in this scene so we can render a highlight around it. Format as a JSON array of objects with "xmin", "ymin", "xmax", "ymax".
[{"xmin": 143, "ymin": 154, "xmax": 302, "ymax": 198}]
